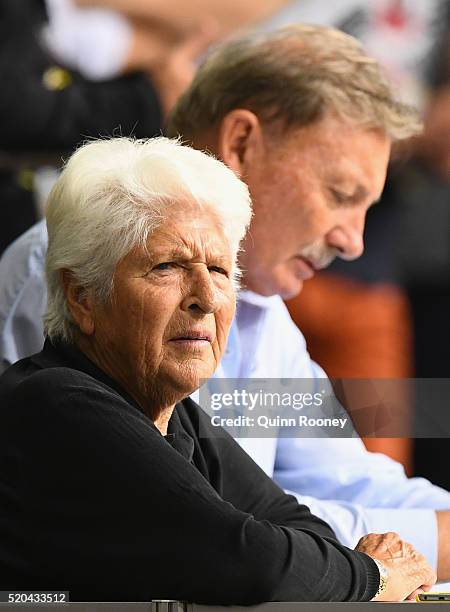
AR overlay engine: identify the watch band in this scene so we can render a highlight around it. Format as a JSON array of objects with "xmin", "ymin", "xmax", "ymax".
[{"xmin": 372, "ymin": 558, "xmax": 388, "ymax": 599}]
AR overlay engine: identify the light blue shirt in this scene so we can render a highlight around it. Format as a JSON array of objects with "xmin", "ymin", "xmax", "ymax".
[{"xmin": 1, "ymin": 219, "xmax": 449, "ymax": 569}]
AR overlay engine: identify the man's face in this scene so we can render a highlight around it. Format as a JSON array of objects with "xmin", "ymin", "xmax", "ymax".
[{"xmin": 239, "ymin": 115, "xmax": 391, "ymax": 299}]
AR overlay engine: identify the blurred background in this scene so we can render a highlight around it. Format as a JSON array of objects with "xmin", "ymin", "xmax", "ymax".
[{"xmin": 0, "ymin": 0, "xmax": 449, "ymax": 483}]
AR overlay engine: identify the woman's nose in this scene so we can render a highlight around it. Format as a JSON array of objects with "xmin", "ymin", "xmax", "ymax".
[{"xmin": 181, "ymin": 268, "xmax": 219, "ymax": 314}]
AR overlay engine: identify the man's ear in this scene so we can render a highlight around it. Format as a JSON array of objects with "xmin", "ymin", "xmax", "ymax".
[
  {"xmin": 61, "ymin": 270, "xmax": 95, "ymax": 336},
  {"xmin": 217, "ymin": 109, "xmax": 264, "ymax": 175}
]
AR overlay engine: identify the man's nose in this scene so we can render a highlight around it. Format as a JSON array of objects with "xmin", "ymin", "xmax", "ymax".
[
  {"xmin": 326, "ymin": 212, "xmax": 365, "ymax": 261},
  {"xmin": 180, "ymin": 268, "xmax": 219, "ymax": 314}
]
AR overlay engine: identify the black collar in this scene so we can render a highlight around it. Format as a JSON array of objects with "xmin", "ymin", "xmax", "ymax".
[{"xmin": 33, "ymin": 339, "xmax": 195, "ymax": 462}]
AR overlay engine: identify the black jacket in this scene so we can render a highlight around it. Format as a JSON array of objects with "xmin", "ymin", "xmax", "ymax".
[
  {"xmin": 0, "ymin": 0, "xmax": 163, "ymax": 152},
  {"xmin": 0, "ymin": 340, "xmax": 379, "ymax": 603}
]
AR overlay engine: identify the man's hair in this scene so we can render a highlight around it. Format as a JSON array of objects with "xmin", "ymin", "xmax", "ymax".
[
  {"xmin": 167, "ymin": 24, "xmax": 422, "ymax": 141},
  {"xmin": 44, "ymin": 137, "xmax": 251, "ymax": 343}
]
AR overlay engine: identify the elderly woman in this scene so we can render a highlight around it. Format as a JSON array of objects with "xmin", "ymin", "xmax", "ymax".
[{"xmin": 0, "ymin": 137, "xmax": 384, "ymax": 603}]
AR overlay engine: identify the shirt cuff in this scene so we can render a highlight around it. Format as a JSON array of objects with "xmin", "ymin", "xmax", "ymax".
[{"xmin": 366, "ymin": 508, "xmax": 438, "ymax": 569}]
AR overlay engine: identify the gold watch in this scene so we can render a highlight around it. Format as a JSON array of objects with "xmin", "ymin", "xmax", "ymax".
[{"xmin": 372, "ymin": 559, "xmax": 388, "ymax": 599}]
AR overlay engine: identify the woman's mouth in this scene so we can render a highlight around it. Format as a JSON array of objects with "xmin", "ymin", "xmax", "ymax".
[{"xmin": 169, "ymin": 331, "xmax": 213, "ymax": 346}]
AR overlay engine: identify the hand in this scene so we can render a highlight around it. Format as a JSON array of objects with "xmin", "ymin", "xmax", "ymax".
[{"xmin": 356, "ymin": 532, "xmax": 436, "ymax": 601}]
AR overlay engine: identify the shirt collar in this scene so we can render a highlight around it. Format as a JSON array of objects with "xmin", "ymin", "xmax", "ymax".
[
  {"xmin": 167, "ymin": 408, "xmax": 195, "ymax": 462},
  {"xmin": 238, "ymin": 289, "xmax": 283, "ymax": 310}
]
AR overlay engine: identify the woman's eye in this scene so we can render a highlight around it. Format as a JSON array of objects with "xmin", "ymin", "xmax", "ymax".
[{"xmin": 153, "ymin": 262, "xmax": 176, "ymax": 271}]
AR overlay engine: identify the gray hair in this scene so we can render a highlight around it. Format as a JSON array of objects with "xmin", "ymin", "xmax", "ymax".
[
  {"xmin": 167, "ymin": 24, "xmax": 422, "ymax": 141},
  {"xmin": 44, "ymin": 137, "xmax": 252, "ymax": 342}
]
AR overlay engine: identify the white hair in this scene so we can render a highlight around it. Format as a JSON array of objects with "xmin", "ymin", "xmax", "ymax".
[{"xmin": 44, "ymin": 137, "xmax": 252, "ymax": 342}]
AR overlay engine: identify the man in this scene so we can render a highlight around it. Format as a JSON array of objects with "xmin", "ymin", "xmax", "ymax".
[
  {"xmin": 1, "ymin": 23, "xmax": 450, "ymax": 585},
  {"xmin": 260, "ymin": 0, "xmax": 450, "ymax": 473}
]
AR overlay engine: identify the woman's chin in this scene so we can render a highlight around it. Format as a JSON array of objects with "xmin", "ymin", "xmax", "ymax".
[{"xmin": 165, "ymin": 362, "xmax": 215, "ymax": 398}]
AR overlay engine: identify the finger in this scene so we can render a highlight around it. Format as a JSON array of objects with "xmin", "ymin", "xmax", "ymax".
[
  {"xmin": 355, "ymin": 535, "xmax": 367, "ymax": 548},
  {"xmin": 406, "ymin": 588, "xmax": 424, "ymax": 601},
  {"xmin": 404, "ymin": 541, "xmax": 422, "ymax": 559},
  {"xmin": 378, "ymin": 532, "xmax": 400, "ymax": 551}
]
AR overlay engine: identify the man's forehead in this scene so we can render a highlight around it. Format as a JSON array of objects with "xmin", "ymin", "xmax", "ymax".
[{"xmin": 280, "ymin": 117, "xmax": 388, "ymax": 163}]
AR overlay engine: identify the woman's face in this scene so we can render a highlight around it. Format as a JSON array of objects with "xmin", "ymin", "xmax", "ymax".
[{"xmin": 87, "ymin": 206, "xmax": 236, "ymax": 410}]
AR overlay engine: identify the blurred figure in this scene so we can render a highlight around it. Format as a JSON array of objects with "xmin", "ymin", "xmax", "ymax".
[
  {"xmin": 0, "ymin": 0, "xmax": 214, "ymax": 253},
  {"xmin": 43, "ymin": 0, "xmax": 220, "ymax": 113},
  {"xmin": 44, "ymin": 0, "xmax": 135, "ymax": 80},
  {"xmin": 1, "ymin": 0, "xmax": 218, "ymax": 150},
  {"xmin": 76, "ymin": 0, "xmax": 291, "ymax": 42}
]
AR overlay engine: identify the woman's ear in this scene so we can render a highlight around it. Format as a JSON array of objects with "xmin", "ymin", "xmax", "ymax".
[
  {"xmin": 217, "ymin": 109, "xmax": 265, "ymax": 176},
  {"xmin": 61, "ymin": 270, "xmax": 95, "ymax": 335}
]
